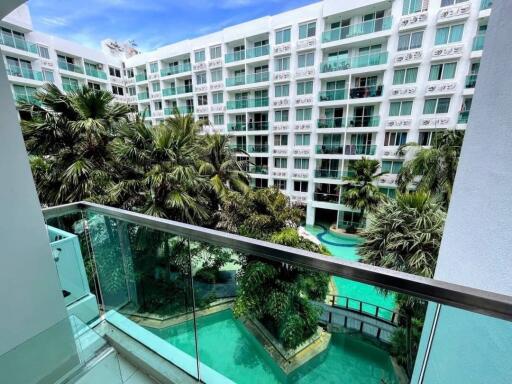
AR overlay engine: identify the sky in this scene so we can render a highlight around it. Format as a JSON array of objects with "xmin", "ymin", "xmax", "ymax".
[{"xmin": 28, "ymin": 0, "xmax": 319, "ymax": 52}]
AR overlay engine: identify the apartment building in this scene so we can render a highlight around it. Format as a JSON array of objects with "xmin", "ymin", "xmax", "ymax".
[{"xmin": 1, "ymin": 0, "xmax": 492, "ymax": 228}]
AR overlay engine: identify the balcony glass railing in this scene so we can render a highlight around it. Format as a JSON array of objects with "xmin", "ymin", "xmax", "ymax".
[
  {"xmin": 480, "ymin": 0, "xmax": 493, "ymax": 10},
  {"xmin": 85, "ymin": 67, "xmax": 108, "ymax": 80},
  {"xmin": 458, "ymin": 110, "xmax": 470, "ymax": 124},
  {"xmin": 322, "ymin": 16, "xmax": 393, "ymax": 43},
  {"xmin": 319, "ymin": 89, "xmax": 346, "ymax": 102},
  {"xmin": 314, "ymin": 169, "xmax": 340, "ymax": 179},
  {"xmin": 15, "ymin": 94, "xmax": 40, "ymax": 105},
  {"xmin": 348, "ymin": 116, "xmax": 380, "ymax": 128},
  {"xmin": 226, "ymin": 76, "xmax": 246, "ymax": 87},
  {"xmin": 316, "ymin": 144, "xmax": 344, "ymax": 154},
  {"xmin": 229, "ymin": 143, "xmax": 246, "ymax": 151},
  {"xmin": 472, "ymin": 34, "xmax": 485, "ymax": 51},
  {"xmin": 320, "ymin": 52, "xmax": 388, "ymax": 73},
  {"xmin": 345, "ymin": 144, "xmax": 377, "ymax": 155},
  {"xmin": 349, "ymin": 85, "xmax": 383, "ymax": 99},
  {"xmin": 165, "ymin": 106, "xmax": 194, "ymax": 115},
  {"xmin": 247, "ymin": 121, "xmax": 269, "ymax": 131},
  {"xmin": 246, "ymin": 72, "xmax": 270, "ymax": 84},
  {"xmin": 465, "ymin": 74, "xmax": 478, "ymax": 88},
  {"xmin": 226, "ymin": 98, "xmax": 269, "ymax": 110},
  {"xmin": 6, "ymin": 66, "xmax": 43, "ymax": 81},
  {"xmin": 58, "ymin": 61, "xmax": 84, "ymax": 74},
  {"xmin": 162, "ymin": 85, "xmax": 193, "ymax": 96},
  {"xmin": 160, "ymin": 63, "xmax": 192, "ymax": 76},
  {"xmin": 314, "ymin": 192, "xmax": 340, "ymax": 203},
  {"xmin": 0, "ymin": 32, "xmax": 38, "ymax": 53},
  {"xmin": 225, "ymin": 50, "xmax": 245, "ymax": 63},
  {"xmin": 227, "ymin": 122, "xmax": 247, "ymax": 132},
  {"xmin": 137, "ymin": 91, "xmax": 149, "ymax": 100},
  {"xmin": 248, "ymin": 165, "xmax": 269, "ymax": 174},
  {"xmin": 317, "ymin": 117, "xmax": 346, "ymax": 129},
  {"xmin": 135, "ymin": 73, "xmax": 147, "ymax": 82},
  {"xmin": 247, "ymin": 144, "xmax": 268, "ymax": 153},
  {"xmin": 246, "ymin": 45, "xmax": 270, "ymax": 59},
  {"xmin": 42, "ymin": 202, "xmax": 512, "ymax": 384},
  {"xmin": 62, "ymin": 84, "xmax": 79, "ymax": 93}
]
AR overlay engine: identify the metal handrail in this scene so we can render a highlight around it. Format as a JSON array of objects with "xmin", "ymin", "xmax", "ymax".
[{"xmin": 42, "ymin": 201, "xmax": 512, "ymax": 321}]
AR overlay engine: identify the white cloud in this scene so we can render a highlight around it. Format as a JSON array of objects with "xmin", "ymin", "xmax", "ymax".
[{"xmin": 40, "ymin": 16, "xmax": 68, "ymax": 26}]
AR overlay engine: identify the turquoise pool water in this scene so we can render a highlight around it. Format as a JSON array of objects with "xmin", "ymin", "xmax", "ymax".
[
  {"xmin": 148, "ymin": 309, "xmax": 398, "ymax": 383},
  {"xmin": 305, "ymin": 225, "xmax": 396, "ymax": 321}
]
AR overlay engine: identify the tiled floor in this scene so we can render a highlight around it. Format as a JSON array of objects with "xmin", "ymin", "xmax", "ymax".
[{"xmin": 118, "ymin": 355, "xmax": 159, "ymax": 384}]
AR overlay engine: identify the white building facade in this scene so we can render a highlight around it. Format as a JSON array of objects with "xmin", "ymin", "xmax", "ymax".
[{"xmin": 1, "ymin": 0, "xmax": 492, "ymax": 227}]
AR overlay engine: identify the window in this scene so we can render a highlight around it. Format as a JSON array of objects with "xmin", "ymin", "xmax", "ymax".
[
  {"xmin": 274, "ymin": 158, "xmax": 288, "ymax": 168},
  {"xmin": 299, "ymin": 21, "xmax": 316, "ymax": 39},
  {"xmin": 275, "ymin": 56, "xmax": 290, "ymax": 71},
  {"xmin": 196, "ymin": 72, "xmax": 207, "ymax": 85},
  {"xmin": 128, "ymin": 86, "xmax": 136, "ymax": 96},
  {"xmin": 62, "ymin": 76, "xmax": 79, "ymax": 91},
  {"xmin": 296, "ymin": 108, "xmax": 312, "ymax": 121},
  {"xmin": 154, "ymin": 101, "xmax": 162, "ymax": 111},
  {"xmin": 384, "ymin": 131, "xmax": 408, "ymax": 146},
  {"xmin": 294, "ymin": 181, "xmax": 308, "ymax": 192},
  {"xmin": 418, "ymin": 131, "xmax": 442, "ymax": 146},
  {"xmin": 88, "ymin": 82, "xmax": 100, "ymax": 91},
  {"xmin": 275, "ymin": 28, "xmax": 291, "ymax": 44},
  {"xmin": 295, "ymin": 133, "xmax": 310, "ymax": 146},
  {"xmin": 253, "ymin": 178, "xmax": 268, "ymax": 189},
  {"xmin": 109, "ymin": 67, "xmax": 121, "ymax": 77},
  {"xmin": 211, "ymin": 69, "xmax": 222, "ymax": 82},
  {"xmin": 212, "ymin": 92, "xmax": 223, "ymax": 104},
  {"xmin": 428, "ymin": 62, "xmax": 457, "ymax": 81},
  {"xmin": 402, "ymin": 0, "xmax": 423, "ymax": 15},
  {"xmin": 398, "ymin": 31, "xmax": 424, "ymax": 51},
  {"xmin": 112, "ymin": 85, "xmax": 124, "ymax": 96},
  {"xmin": 149, "ymin": 62, "xmax": 158, "ymax": 73},
  {"xmin": 213, "ymin": 114, "xmax": 224, "ymax": 125},
  {"xmin": 294, "ymin": 158, "xmax": 309, "ymax": 170},
  {"xmin": 381, "ymin": 160, "xmax": 403, "ymax": 174},
  {"xmin": 275, "ymin": 179, "xmax": 287, "ymax": 190},
  {"xmin": 423, "ymin": 97, "xmax": 451, "ymax": 114},
  {"xmin": 275, "ymin": 84, "xmax": 290, "ymax": 97},
  {"xmin": 197, "ymin": 94, "xmax": 208, "ymax": 106},
  {"xmin": 195, "ymin": 50, "xmax": 206, "ymax": 63},
  {"xmin": 392, "ymin": 67, "xmax": 418, "ymax": 85},
  {"xmin": 274, "ymin": 110, "xmax": 289, "ymax": 122},
  {"xmin": 441, "ymin": 0, "xmax": 468, "ymax": 6},
  {"xmin": 210, "ymin": 45, "xmax": 222, "ymax": 59},
  {"xmin": 379, "ymin": 187, "xmax": 397, "ymax": 199},
  {"xmin": 274, "ymin": 134, "xmax": 288, "ymax": 146},
  {"xmin": 389, "ymin": 101, "xmax": 413, "ymax": 116},
  {"xmin": 297, "ymin": 81, "xmax": 313, "ymax": 95},
  {"xmin": 126, "ymin": 68, "xmax": 134, "ymax": 78},
  {"xmin": 435, "ymin": 24, "xmax": 464, "ymax": 45},
  {"xmin": 42, "ymin": 70, "xmax": 54, "ymax": 82},
  {"xmin": 38, "ymin": 45, "xmax": 50, "ymax": 59},
  {"xmin": 298, "ymin": 52, "xmax": 314, "ymax": 68},
  {"xmin": 151, "ymin": 82, "xmax": 160, "ymax": 92}
]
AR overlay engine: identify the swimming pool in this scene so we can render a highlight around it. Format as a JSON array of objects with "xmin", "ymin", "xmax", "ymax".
[
  {"xmin": 305, "ymin": 225, "xmax": 396, "ymax": 321},
  {"xmin": 147, "ymin": 309, "xmax": 398, "ymax": 383}
]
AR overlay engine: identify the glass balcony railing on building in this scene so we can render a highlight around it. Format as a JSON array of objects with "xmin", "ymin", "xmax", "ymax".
[
  {"xmin": 247, "ymin": 144, "xmax": 268, "ymax": 153},
  {"xmin": 320, "ymin": 52, "xmax": 388, "ymax": 73},
  {"xmin": 348, "ymin": 116, "xmax": 380, "ymax": 128},
  {"xmin": 349, "ymin": 85, "xmax": 383, "ymax": 99},
  {"xmin": 319, "ymin": 89, "xmax": 346, "ymax": 102},
  {"xmin": 160, "ymin": 63, "xmax": 192, "ymax": 76},
  {"xmin": 227, "ymin": 122, "xmax": 247, "ymax": 132},
  {"xmin": 6, "ymin": 66, "xmax": 43, "ymax": 81},
  {"xmin": 226, "ymin": 97, "xmax": 269, "ymax": 110},
  {"xmin": 137, "ymin": 91, "xmax": 149, "ymax": 100},
  {"xmin": 41, "ymin": 203, "xmax": 512, "ymax": 384},
  {"xmin": 317, "ymin": 117, "xmax": 345, "ymax": 129},
  {"xmin": 322, "ymin": 16, "xmax": 392, "ymax": 43},
  {"xmin": 316, "ymin": 144, "xmax": 343, "ymax": 154},
  {"xmin": 247, "ymin": 121, "xmax": 269, "ymax": 131},
  {"xmin": 480, "ymin": 0, "xmax": 493, "ymax": 10},
  {"xmin": 248, "ymin": 165, "xmax": 268, "ymax": 174},
  {"xmin": 314, "ymin": 169, "xmax": 340, "ymax": 179},
  {"xmin": 465, "ymin": 74, "xmax": 478, "ymax": 88},
  {"xmin": 58, "ymin": 61, "xmax": 84, "ymax": 74},
  {"xmin": 0, "ymin": 32, "xmax": 39, "ymax": 53},
  {"xmin": 345, "ymin": 144, "xmax": 377, "ymax": 155},
  {"xmin": 458, "ymin": 110, "xmax": 470, "ymax": 124},
  {"xmin": 473, "ymin": 34, "xmax": 485, "ymax": 51},
  {"xmin": 85, "ymin": 67, "xmax": 108, "ymax": 80},
  {"xmin": 163, "ymin": 85, "xmax": 193, "ymax": 96}
]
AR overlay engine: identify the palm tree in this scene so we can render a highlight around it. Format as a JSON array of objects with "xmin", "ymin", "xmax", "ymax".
[
  {"xmin": 342, "ymin": 158, "xmax": 386, "ymax": 231},
  {"xmin": 109, "ymin": 112, "xmax": 210, "ymax": 225},
  {"xmin": 397, "ymin": 130, "xmax": 465, "ymax": 207},
  {"xmin": 199, "ymin": 133, "xmax": 250, "ymax": 200},
  {"xmin": 20, "ymin": 83, "xmax": 131, "ymax": 205}
]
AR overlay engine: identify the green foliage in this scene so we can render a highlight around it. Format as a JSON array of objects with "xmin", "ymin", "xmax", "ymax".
[
  {"xmin": 390, "ymin": 316, "xmax": 424, "ymax": 376},
  {"xmin": 397, "ymin": 130, "xmax": 465, "ymax": 207},
  {"xmin": 342, "ymin": 158, "xmax": 386, "ymax": 230}
]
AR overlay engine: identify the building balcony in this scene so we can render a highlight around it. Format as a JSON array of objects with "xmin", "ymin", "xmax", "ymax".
[
  {"xmin": 135, "ymin": 73, "xmax": 147, "ymax": 82},
  {"xmin": 480, "ymin": 0, "xmax": 493, "ymax": 10},
  {"xmin": 248, "ymin": 165, "xmax": 269, "ymax": 174},
  {"xmin": 314, "ymin": 169, "xmax": 340, "ymax": 179},
  {"xmin": 345, "ymin": 144, "xmax": 377, "ymax": 155},
  {"xmin": 85, "ymin": 67, "xmax": 108, "ymax": 80},
  {"xmin": 227, "ymin": 122, "xmax": 247, "ymax": 132},
  {"xmin": 320, "ymin": 52, "xmax": 388, "ymax": 74},
  {"xmin": 465, "ymin": 75, "xmax": 478, "ymax": 88},
  {"xmin": 458, "ymin": 111, "xmax": 470, "ymax": 124},
  {"xmin": 63, "ymin": 84, "xmax": 79, "ymax": 93},
  {"xmin": 246, "ymin": 72, "xmax": 270, "ymax": 84},
  {"xmin": 160, "ymin": 63, "xmax": 192, "ymax": 76},
  {"xmin": 247, "ymin": 144, "xmax": 268, "ymax": 153},
  {"xmin": 314, "ymin": 192, "xmax": 340, "ymax": 203},
  {"xmin": 349, "ymin": 85, "xmax": 383, "ymax": 99},
  {"xmin": 226, "ymin": 76, "xmax": 246, "ymax": 87},
  {"xmin": 164, "ymin": 106, "xmax": 194, "ymax": 115},
  {"xmin": 137, "ymin": 91, "xmax": 149, "ymax": 101},
  {"xmin": 319, "ymin": 89, "xmax": 346, "ymax": 102},
  {"xmin": 229, "ymin": 143, "xmax": 246, "ymax": 151},
  {"xmin": 225, "ymin": 45, "xmax": 269, "ymax": 63},
  {"xmin": 348, "ymin": 116, "xmax": 380, "ymax": 128},
  {"xmin": 226, "ymin": 97, "xmax": 269, "ymax": 110},
  {"xmin": 473, "ymin": 35, "xmax": 485, "ymax": 51},
  {"xmin": 58, "ymin": 61, "xmax": 84, "ymax": 74},
  {"xmin": 14, "ymin": 94, "xmax": 40, "ymax": 105},
  {"xmin": 322, "ymin": 16, "xmax": 392, "ymax": 43},
  {"xmin": 6, "ymin": 66, "xmax": 43, "ymax": 81},
  {"xmin": 247, "ymin": 121, "xmax": 269, "ymax": 131},
  {"xmin": 0, "ymin": 32, "xmax": 38, "ymax": 54},
  {"xmin": 162, "ymin": 85, "xmax": 193, "ymax": 96},
  {"xmin": 317, "ymin": 117, "xmax": 346, "ymax": 129},
  {"xmin": 316, "ymin": 144, "xmax": 343, "ymax": 154}
]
